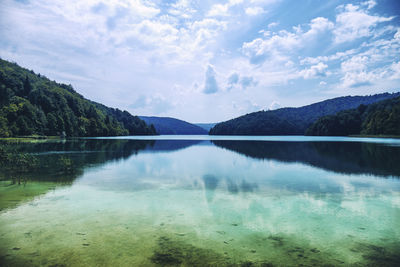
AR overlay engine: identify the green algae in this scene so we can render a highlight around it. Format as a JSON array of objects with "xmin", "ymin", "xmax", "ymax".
[
  {"xmin": 151, "ymin": 235, "xmax": 228, "ymax": 266},
  {"xmin": 0, "ymin": 180, "xmax": 58, "ymax": 211},
  {"xmin": 352, "ymin": 241, "xmax": 400, "ymax": 266}
]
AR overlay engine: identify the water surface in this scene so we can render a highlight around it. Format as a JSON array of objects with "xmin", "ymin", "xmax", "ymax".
[{"xmin": 1, "ymin": 136, "xmax": 400, "ymax": 266}]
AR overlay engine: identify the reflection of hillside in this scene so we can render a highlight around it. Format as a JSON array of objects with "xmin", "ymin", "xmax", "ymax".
[
  {"xmin": 145, "ymin": 140, "xmax": 204, "ymax": 152},
  {"xmin": 212, "ymin": 141, "xmax": 400, "ymax": 177},
  {"xmin": 0, "ymin": 139, "xmax": 203, "ymax": 183},
  {"xmin": 0, "ymin": 140, "xmax": 153, "ymax": 182}
]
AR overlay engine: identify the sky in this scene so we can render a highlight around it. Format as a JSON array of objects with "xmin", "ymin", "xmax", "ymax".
[{"xmin": 0, "ymin": 0, "xmax": 400, "ymax": 123}]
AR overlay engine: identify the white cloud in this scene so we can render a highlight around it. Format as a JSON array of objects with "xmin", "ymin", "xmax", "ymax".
[
  {"xmin": 300, "ymin": 49, "xmax": 357, "ymax": 65},
  {"xmin": 245, "ymin": 7, "xmax": 265, "ymax": 16},
  {"xmin": 340, "ymin": 55, "xmax": 375, "ymax": 88},
  {"xmin": 341, "ymin": 71, "xmax": 375, "ymax": 88},
  {"xmin": 242, "ymin": 31, "xmax": 298, "ymax": 64},
  {"xmin": 390, "ymin": 61, "xmax": 400, "ymax": 80},
  {"xmin": 168, "ymin": 0, "xmax": 196, "ymax": 19},
  {"xmin": 232, "ymin": 99, "xmax": 261, "ymax": 114},
  {"xmin": 207, "ymin": 3, "xmax": 229, "ymax": 17},
  {"xmin": 240, "ymin": 76, "xmax": 258, "ymax": 89},
  {"xmin": 130, "ymin": 95, "xmax": 147, "ymax": 109},
  {"xmin": 207, "ymin": 0, "xmax": 246, "ymax": 17},
  {"xmin": 299, "ymin": 62, "xmax": 329, "ymax": 79},
  {"xmin": 228, "ymin": 73, "xmax": 239, "ymax": 84},
  {"xmin": 269, "ymin": 101, "xmax": 281, "ymax": 110},
  {"xmin": 334, "ymin": 3, "xmax": 394, "ymax": 43},
  {"xmin": 250, "ymin": 0, "xmax": 278, "ymax": 4},
  {"xmin": 227, "ymin": 72, "xmax": 239, "ymax": 90},
  {"xmin": 225, "ymin": 72, "xmax": 258, "ymax": 91},
  {"xmin": 395, "ymin": 28, "xmax": 400, "ymax": 40},
  {"xmin": 341, "ymin": 56, "xmax": 368, "ymax": 73},
  {"xmin": 267, "ymin": 22, "xmax": 278, "ymax": 28},
  {"xmin": 303, "ymin": 17, "xmax": 334, "ymax": 38},
  {"xmin": 203, "ymin": 65, "xmax": 219, "ymax": 94},
  {"xmin": 132, "ymin": 20, "xmax": 179, "ymax": 44},
  {"xmin": 242, "ymin": 16, "xmax": 333, "ymax": 64},
  {"xmin": 361, "ymin": 0, "xmax": 377, "ymax": 10},
  {"xmin": 129, "ymin": 94, "xmax": 174, "ymax": 114}
]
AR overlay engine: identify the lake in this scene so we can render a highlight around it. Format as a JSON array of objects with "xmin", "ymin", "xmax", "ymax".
[{"xmin": 1, "ymin": 136, "xmax": 400, "ymax": 266}]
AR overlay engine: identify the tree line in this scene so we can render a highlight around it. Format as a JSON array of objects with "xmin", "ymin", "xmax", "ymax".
[{"xmin": 306, "ymin": 96, "xmax": 400, "ymax": 136}]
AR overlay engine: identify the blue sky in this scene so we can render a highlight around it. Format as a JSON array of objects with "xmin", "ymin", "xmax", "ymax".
[{"xmin": 1, "ymin": 0, "xmax": 399, "ymax": 122}]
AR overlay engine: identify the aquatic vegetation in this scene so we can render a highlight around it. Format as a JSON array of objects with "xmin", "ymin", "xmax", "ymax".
[
  {"xmin": 0, "ymin": 180, "xmax": 57, "ymax": 211},
  {"xmin": 151, "ymin": 236, "xmax": 227, "ymax": 266}
]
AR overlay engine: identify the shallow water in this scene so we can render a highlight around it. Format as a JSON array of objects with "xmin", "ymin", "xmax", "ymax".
[{"xmin": 1, "ymin": 136, "xmax": 400, "ymax": 266}]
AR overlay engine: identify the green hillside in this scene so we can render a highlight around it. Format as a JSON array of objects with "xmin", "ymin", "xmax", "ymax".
[
  {"xmin": 209, "ymin": 93, "xmax": 400, "ymax": 135},
  {"xmin": 0, "ymin": 59, "xmax": 156, "ymax": 137},
  {"xmin": 306, "ymin": 96, "xmax": 400, "ymax": 136}
]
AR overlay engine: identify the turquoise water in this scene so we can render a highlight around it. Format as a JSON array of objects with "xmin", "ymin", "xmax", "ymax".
[{"xmin": 1, "ymin": 136, "xmax": 400, "ymax": 266}]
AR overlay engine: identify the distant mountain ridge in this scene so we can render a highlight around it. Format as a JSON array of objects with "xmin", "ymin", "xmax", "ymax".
[
  {"xmin": 0, "ymin": 58, "xmax": 156, "ymax": 137},
  {"xmin": 210, "ymin": 92, "xmax": 400, "ymax": 136},
  {"xmin": 195, "ymin": 123, "xmax": 217, "ymax": 132},
  {"xmin": 139, "ymin": 116, "xmax": 207, "ymax": 135}
]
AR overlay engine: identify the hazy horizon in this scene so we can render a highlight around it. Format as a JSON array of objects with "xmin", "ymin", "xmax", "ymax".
[{"xmin": 1, "ymin": 0, "xmax": 400, "ymax": 122}]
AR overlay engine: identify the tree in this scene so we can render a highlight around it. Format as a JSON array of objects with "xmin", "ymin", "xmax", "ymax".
[{"xmin": 23, "ymin": 76, "xmax": 33, "ymax": 96}]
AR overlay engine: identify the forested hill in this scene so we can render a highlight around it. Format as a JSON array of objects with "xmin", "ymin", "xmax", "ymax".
[
  {"xmin": 306, "ymin": 96, "xmax": 400, "ymax": 136},
  {"xmin": 209, "ymin": 92, "xmax": 400, "ymax": 135},
  {"xmin": 139, "ymin": 116, "xmax": 207, "ymax": 135},
  {"xmin": 0, "ymin": 59, "xmax": 156, "ymax": 137}
]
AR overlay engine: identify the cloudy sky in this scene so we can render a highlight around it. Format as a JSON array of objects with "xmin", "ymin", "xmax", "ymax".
[{"xmin": 1, "ymin": 0, "xmax": 400, "ymax": 123}]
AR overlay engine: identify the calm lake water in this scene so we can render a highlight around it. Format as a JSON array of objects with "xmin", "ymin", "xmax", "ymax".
[{"xmin": 1, "ymin": 136, "xmax": 400, "ymax": 266}]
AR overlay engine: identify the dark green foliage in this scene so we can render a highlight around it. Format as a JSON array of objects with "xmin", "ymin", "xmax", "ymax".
[
  {"xmin": 307, "ymin": 96, "xmax": 400, "ymax": 136},
  {"xmin": 305, "ymin": 109, "xmax": 362, "ymax": 136},
  {"xmin": 361, "ymin": 97, "xmax": 400, "ymax": 135},
  {"xmin": 139, "ymin": 116, "xmax": 208, "ymax": 135},
  {"xmin": 0, "ymin": 58, "xmax": 156, "ymax": 137},
  {"xmin": 0, "ymin": 144, "xmax": 38, "ymax": 181},
  {"xmin": 210, "ymin": 93, "xmax": 400, "ymax": 135},
  {"xmin": 210, "ymin": 112, "xmax": 297, "ymax": 135}
]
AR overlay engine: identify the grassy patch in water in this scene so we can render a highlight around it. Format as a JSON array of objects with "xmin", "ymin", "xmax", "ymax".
[
  {"xmin": 0, "ymin": 180, "xmax": 57, "ymax": 211},
  {"xmin": 352, "ymin": 241, "xmax": 400, "ymax": 266},
  {"xmin": 0, "ymin": 136, "xmax": 62, "ymax": 143},
  {"xmin": 151, "ymin": 235, "xmax": 229, "ymax": 266},
  {"xmin": 149, "ymin": 232, "xmax": 336, "ymax": 266}
]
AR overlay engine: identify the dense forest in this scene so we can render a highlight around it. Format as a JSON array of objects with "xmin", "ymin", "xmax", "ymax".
[
  {"xmin": 139, "ymin": 116, "xmax": 207, "ymax": 135},
  {"xmin": 306, "ymin": 96, "xmax": 400, "ymax": 136},
  {"xmin": 0, "ymin": 58, "xmax": 156, "ymax": 137},
  {"xmin": 209, "ymin": 92, "xmax": 400, "ymax": 135}
]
